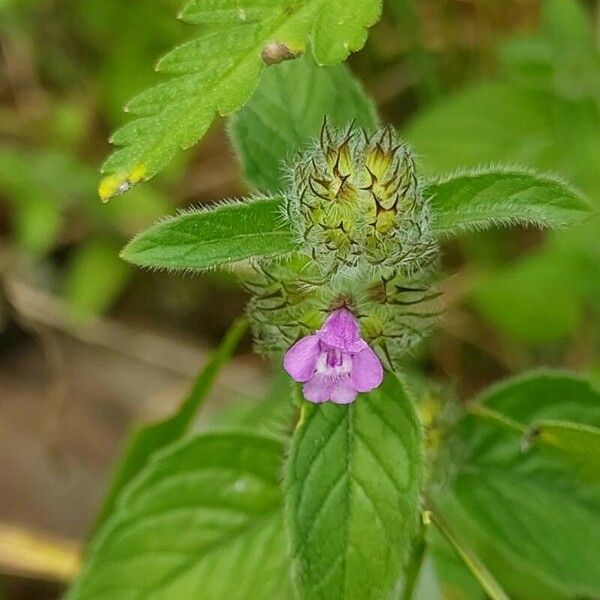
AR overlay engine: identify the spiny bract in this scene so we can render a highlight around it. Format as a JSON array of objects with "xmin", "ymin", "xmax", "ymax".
[
  {"xmin": 243, "ymin": 256, "xmax": 441, "ymax": 371},
  {"xmin": 285, "ymin": 122, "xmax": 437, "ymax": 276}
]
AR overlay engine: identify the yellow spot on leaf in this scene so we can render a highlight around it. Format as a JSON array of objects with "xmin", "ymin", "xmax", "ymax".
[{"xmin": 98, "ymin": 164, "xmax": 147, "ymax": 203}]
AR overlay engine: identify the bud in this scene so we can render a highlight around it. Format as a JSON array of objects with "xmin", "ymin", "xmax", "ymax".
[{"xmin": 286, "ymin": 122, "xmax": 436, "ymax": 275}]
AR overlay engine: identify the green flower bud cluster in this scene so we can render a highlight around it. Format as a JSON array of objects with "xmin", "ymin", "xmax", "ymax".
[
  {"xmin": 243, "ymin": 123, "xmax": 441, "ymax": 371},
  {"xmin": 285, "ymin": 123, "xmax": 437, "ymax": 275}
]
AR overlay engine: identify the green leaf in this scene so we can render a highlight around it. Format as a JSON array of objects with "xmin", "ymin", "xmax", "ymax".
[
  {"xmin": 404, "ymin": 83, "xmax": 554, "ymax": 175},
  {"xmin": 0, "ymin": 147, "xmax": 93, "ymax": 255},
  {"xmin": 409, "ymin": 552, "xmax": 443, "ymax": 600},
  {"xmin": 230, "ymin": 53, "xmax": 378, "ymax": 192},
  {"xmin": 121, "ymin": 196, "xmax": 294, "ymax": 271},
  {"xmin": 542, "ymin": 0, "xmax": 593, "ymax": 51},
  {"xmin": 63, "ymin": 239, "xmax": 131, "ymax": 320},
  {"xmin": 526, "ymin": 419, "xmax": 600, "ymax": 472},
  {"xmin": 472, "ymin": 404, "xmax": 600, "ymax": 475},
  {"xmin": 91, "ymin": 318, "xmax": 247, "ymax": 532},
  {"xmin": 286, "ymin": 374, "xmax": 424, "ymax": 600},
  {"xmin": 122, "ymin": 166, "xmax": 593, "ymax": 273},
  {"xmin": 472, "ymin": 249, "xmax": 584, "ymax": 344},
  {"xmin": 13, "ymin": 199, "xmax": 63, "ymax": 256},
  {"xmin": 435, "ymin": 371, "xmax": 600, "ymax": 599},
  {"xmin": 426, "ymin": 168, "xmax": 592, "ymax": 236},
  {"xmin": 209, "ymin": 370, "xmax": 296, "ymax": 438},
  {"xmin": 68, "ymin": 432, "xmax": 291, "ymax": 600},
  {"xmin": 99, "ymin": 0, "xmax": 383, "ymax": 201}
]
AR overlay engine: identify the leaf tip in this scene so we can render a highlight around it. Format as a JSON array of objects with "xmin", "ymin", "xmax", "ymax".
[{"xmin": 98, "ymin": 165, "xmax": 147, "ymax": 202}]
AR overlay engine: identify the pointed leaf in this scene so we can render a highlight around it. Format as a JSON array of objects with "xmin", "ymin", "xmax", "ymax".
[
  {"xmin": 526, "ymin": 419, "xmax": 600, "ymax": 472},
  {"xmin": 436, "ymin": 371, "xmax": 600, "ymax": 599},
  {"xmin": 68, "ymin": 432, "xmax": 291, "ymax": 599},
  {"xmin": 121, "ymin": 196, "xmax": 294, "ymax": 271},
  {"xmin": 286, "ymin": 375, "xmax": 424, "ymax": 600},
  {"xmin": 426, "ymin": 169, "xmax": 593, "ymax": 236}
]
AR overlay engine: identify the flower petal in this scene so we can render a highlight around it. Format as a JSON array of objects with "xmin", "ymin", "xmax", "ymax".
[
  {"xmin": 351, "ymin": 347, "xmax": 384, "ymax": 392},
  {"xmin": 319, "ymin": 308, "xmax": 367, "ymax": 353},
  {"xmin": 330, "ymin": 380, "xmax": 358, "ymax": 405},
  {"xmin": 303, "ymin": 374, "xmax": 333, "ymax": 403},
  {"xmin": 284, "ymin": 335, "xmax": 320, "ymax": 382}
]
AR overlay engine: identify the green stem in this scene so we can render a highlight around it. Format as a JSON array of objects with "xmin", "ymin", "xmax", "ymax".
[{"xmin": 425, "ymin": 503, "xmax": 510, "ymax": 600}]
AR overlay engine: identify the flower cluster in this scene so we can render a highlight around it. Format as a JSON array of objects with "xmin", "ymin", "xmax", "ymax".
[{"xmin": 242, "ymin": 123, "xmax": 440, "ymax": 404}]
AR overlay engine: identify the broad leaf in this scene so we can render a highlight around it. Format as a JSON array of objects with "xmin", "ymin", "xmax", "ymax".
[
  {"xmin": 434, "ymin": 371, "xmax": 600, "ymax": 599},
  {"xmin": 230, "ymin": 53, "xmax": 378, "ymax": 192},
  {"xmin": 121, "ymin": 196, "xmax": 293, "ymax": 271},
  {"xmin": 209, "ymin": 370, "xmax": 296, "ymax": 438},
  {"xmin": 404, "ymin": 83, "xmax": 554, "ymax": 175},
  {"xmin": 69, "ymin": 432, "xmax": 291, "ymax": 599},
  {"xmin": 472, "ymin": 249, "xmax": 583, "ymax": 344},
  {"xmin": 526, "ymin": 419, "xmax": 600, "ymax": 472},
  {"xmin": 286, "ymin": 375, "xmax": 424, "ymax": 600},
  {"xmin": 426, "ymin": 169, "xmax": 592, "ymax": 236},
  {"xmin": 92, "ymin": 318, "xmax": 247, "ymax": 531},
  {"xmin": 542, "ymin": 0, "xmax": 594, "ymax": 51},
  {"xmin": 99, "ymin": 0, "xmax": 383, "ymax": 200}
]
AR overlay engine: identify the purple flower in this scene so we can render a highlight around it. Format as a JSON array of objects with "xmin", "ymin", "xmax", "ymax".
[{"xmin": 283, "ymin": 308, "xmax": 384, "ymax": 404}]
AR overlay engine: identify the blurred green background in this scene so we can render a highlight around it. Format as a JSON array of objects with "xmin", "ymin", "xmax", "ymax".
[{"xmin": 0, "ymin": 0, "xmax": 598, "ymax": 597}]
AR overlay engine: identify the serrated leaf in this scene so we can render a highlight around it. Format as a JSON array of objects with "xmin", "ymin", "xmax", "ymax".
[
  {"xmin": 435, "ymin": 371, "xmax": 600, "ymax": 599},
  {"xmin": 286, "ymin": 375, "xmax": 423, "ymax": 600},
  {"xmin": 99, "ymin": 0, "xmax": 383, "ymax": 201},
  {"xmin": 68, "ymin": 432, "xmax": 291, "ymax": 600},
  {"xmin": 121, "ymin": 196, "xmax": 293, "ymax": 271},
  {"xmin": 230, "ymin": 53, "xmax": 378, "ymax": 192},
  {"xmin": 309, "ymin": 0, "xmax": 382, "ymax": 64},
  {"xmin": 92, "ymin": 318, "xmax": 247, "ymax": 532},
  {"xmin": 426, "ymin": 169, "xmax": 593, "ymax": 236}
]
